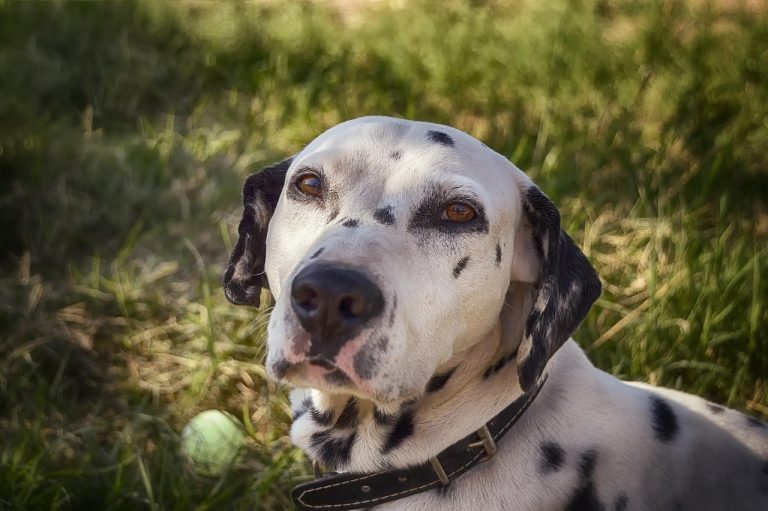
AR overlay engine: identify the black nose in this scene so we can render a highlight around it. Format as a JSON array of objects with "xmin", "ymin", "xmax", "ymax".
[{"xmin": 291, "ymin": 264, "xmax": 384, "ymax": 352}]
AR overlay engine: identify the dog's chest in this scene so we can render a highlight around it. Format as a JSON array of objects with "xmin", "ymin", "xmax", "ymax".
[{"xmin": 290, "ymin": 344, "xmax": 768, "ymax": 510}]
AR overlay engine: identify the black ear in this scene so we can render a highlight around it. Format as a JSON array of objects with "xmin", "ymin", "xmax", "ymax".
[
  {"xmin": 511, "ymin": 186, "xmax": 601, "ymax": 392},
  {"xmin": 223, "ymin": 157, "xmax": 293, "ymax": 307}
]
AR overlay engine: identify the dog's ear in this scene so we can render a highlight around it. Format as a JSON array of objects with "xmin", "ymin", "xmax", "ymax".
[
  {"xmin": 223, "ymin": 157, "xmax": 293, "ymax": 307},
  {"xmin": 511, "ymin": 185, "xmax": 601, "ymax": 392}
]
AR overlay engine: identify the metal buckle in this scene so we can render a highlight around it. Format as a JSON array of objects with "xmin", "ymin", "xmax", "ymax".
[
  {"xmin": 467, "ymin": 424, "xmax": 497, "ymax": 462},
  {"xmin": 429, "ymin": 457, "xmax": 450, "ymax": 486}
]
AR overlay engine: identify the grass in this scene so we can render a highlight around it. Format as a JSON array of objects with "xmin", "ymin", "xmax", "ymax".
[{"xmin": 0, "ymin": 0, "xmax": 766, "ymax": 509}]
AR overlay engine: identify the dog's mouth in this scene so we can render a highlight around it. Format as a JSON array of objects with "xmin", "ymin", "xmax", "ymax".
[
  {"xmin": 280, "ymin": 357, "xmax": 377, "ymax": 397},
  {"xmin": 304, "ymin": 357, "xmax": 354, "ymax": 387}
]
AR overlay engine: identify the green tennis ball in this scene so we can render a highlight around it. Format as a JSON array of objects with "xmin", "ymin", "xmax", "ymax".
[{"xmin": 181, "ymin": 410, "xmax": 246, "ymax": 476}]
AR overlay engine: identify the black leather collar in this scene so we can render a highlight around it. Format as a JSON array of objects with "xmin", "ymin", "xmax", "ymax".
[{"xmin": 291, "ymin": 375, "xmax": 547, "ymax": 510}]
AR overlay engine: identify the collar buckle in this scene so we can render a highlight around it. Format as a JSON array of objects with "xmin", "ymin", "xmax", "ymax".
[{"xmin": 467, "ymin": 424, "xmax": 497, "ymax": 462}]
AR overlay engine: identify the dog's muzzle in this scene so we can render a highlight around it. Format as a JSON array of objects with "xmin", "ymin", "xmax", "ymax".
[{"xmin": 290, "ymin": 263, "xmax": 384, "ymax": 361}]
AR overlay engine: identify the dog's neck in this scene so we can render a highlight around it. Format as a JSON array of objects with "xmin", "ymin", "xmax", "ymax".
[{"xmin": 289, "ymin": 285, "xmax": 534, "ymax": 474}]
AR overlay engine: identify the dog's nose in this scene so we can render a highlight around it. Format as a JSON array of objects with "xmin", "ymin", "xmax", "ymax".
[{"xmin": 291, "ymin": 264, "xmax": 384, "ymax": 348}]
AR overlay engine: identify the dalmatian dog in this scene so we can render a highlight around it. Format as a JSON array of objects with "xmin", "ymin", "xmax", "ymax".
[{"xmin": 224, "ymin": 116, "xmax": 768, "ymax": 510}]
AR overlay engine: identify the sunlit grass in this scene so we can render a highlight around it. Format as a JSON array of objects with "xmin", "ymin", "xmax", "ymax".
[{"xmin": 0, "ymin": 0, "xmax": 766, "ymax": 508}]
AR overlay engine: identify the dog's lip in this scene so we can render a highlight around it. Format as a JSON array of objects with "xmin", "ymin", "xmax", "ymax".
[
  {"xmin": 285, "ymin": 358, "xmax": 351, "ymax": 385},
  {"xmin": 306, "ymin": 356, "xmax": 337, "ymax": 371},
  {"xmin": 279, "ymin": 359, "xmax": 409, "ymax": 405},
  {"xmin": 283, "ymin": 358, "xmax": 380, "ymax": 397}
]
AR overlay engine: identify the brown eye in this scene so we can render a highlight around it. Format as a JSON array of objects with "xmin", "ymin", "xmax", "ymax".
[
  {"xmin": 443, "ymin": 202, "xmax": 477, "ymax": 223},
  {"xmin": 296, "ymin": 174, "xmax": 323, "ymax": 197}
]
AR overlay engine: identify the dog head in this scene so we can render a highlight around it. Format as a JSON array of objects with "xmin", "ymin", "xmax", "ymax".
[{"xmin": 224, "ymin": 116, "xmax": 600, "ymax": 403}]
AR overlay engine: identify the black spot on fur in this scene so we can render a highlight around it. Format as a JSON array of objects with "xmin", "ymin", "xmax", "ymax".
[
  {"xmin": 747, "ymin": 416, "xmax": 767, "ymax": 429},
  {"xmin": 426, "ymin": 367, "xmax": 456, "ymax": 393},
  {"xmin": 342, "ymin": 218, "xmax": 359, "ymax": 228},
  {"xmin": 495, "ymin": 243, "xmax": 502, "ymax": 265},
  {"xmin": 707, "ymin": 403, "xmax": 725, "ymax": 414},
  {"xmin": 353, "ymin": 336, "xmax": 389, "ymax": 380},
  {"xmin": 434, "ymin": 482, "xmax": 454, "ymax": 497},
  {"xmin": 374, "ymin": 206, "xmax": 396, "ymax": 226},
  {"xmin": 426, "ymin": 130, "xmax": 455, "ymax": 147},
  {"xmin": 566, "ymin": 450, "xmax": 604, "ymax": 511},
  {"xmin": 650, "ymin": 396, "xmax": 679, "ymax": 442},
  {"xmin": 353, "ymin": 352, "xmax": 375, "ymax": 381},
  {"xmin": 483, "ymin": 347, "xmax": 519, "ymax": 379},
  {"xmin": 389, "ymin": 294, "xmax": 397, "ymax": 327},
  {"xmin": 373, "ymin": 407, "xmax": 397, "ymax": 426},
  {"xmin": 539, "ymin": 442, "xmax": 565, "ymax": 474},
  {"xmin": 310, "ymin": 406, "xmax": 334, "ymax": 427},
  {"xmin": 310, "ymin": 431, "xmax": 357, "ymax": 469},
  {"xmin": 335, "ymin": 398, "xmax": 359, "ymax": 429},
  {"xmin": 567, "ymin": 481, "xmax": 604, "ymax": 511},
  {"xmin": 578, "ymin": 449, "xmax": 598, "ymax": 479},
  {"xmin": 292, "ymin": 397, "xmax": 313, "ymax": 421},
  {"xmin": 390, "ymin": 150, "xmax": 402, "ymax": 160},
  {"xmin": 383, "ymin": 410, "xmax": 415, "ymax": 453},
  {"xmin": 613, "ymin": 493, "xmax": 629, "ymax": 511},
  {"xmin": 453, "ymin": 256, "xmax": 469, "ymax": 278},
  {"xmin": 310, "ymin": 247, "xmax": 325, "ymax": 259}
]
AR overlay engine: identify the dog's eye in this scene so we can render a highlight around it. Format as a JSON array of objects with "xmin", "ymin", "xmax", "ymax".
[
  {"xmin": 296, "ymin": 174, "xmax": 323, "ymax": 197},
  {"xmin": 442, "ymin": 202, "xmax": 477, "ymax": 223}
]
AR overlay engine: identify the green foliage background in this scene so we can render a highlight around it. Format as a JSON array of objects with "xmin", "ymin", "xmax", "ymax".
[{"xmin": 0, "ymin": 0, "xmax": 766, "ymax": 509}]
